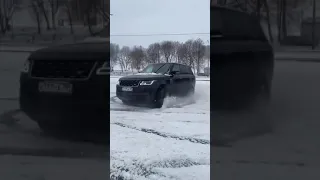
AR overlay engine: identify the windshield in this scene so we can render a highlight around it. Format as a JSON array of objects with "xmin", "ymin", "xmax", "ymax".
[{"xmin": 140, "ymin": 63, "xmax": 171, "ymax": 74}]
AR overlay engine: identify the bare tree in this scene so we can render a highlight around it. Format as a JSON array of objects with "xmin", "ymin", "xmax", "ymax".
[
  {"xmin": 177, "ymin": 42, "xmax": 188, "ymax": 64},
  {"xmin": 184, "ymin": 39, "xmax": 196, "ymax": 71},
  {"xmin": 191, "ymin": 38, "xmax": 206, "ymax": 74},
  {"xmin": 160, "ymin": 41, "xmax": 174, "ymax": 63},
  {"xmin": 48, "ymin": 0, "xmax": 60, "ymax": 30},
  {"xmin": 34, "ymin": 0, "xmax": 51, "ymax": 30},
  {"xmin": 79, "ymin": 0, "xmax": 108, "ymax": 36},
  {"xmin": 110, "ymin": 43, "xmax": 120, "ymax": 70},
  {"xmin": 146, "ymin": 43, "xmax": 161, "ymax": 64},
  {"xmin": 129, "ymin": 46, "xmax": 146, "ymax": 71},
  {"xmin": 171, "ymin": 41, "xmax": 181, "ymax": 62},
  {"xmin": 64, "ymin": 1, "xmax": 74, "ymax": 34},
  {"xmin": 204, "ymin": 44, "xmax": 210, "ymax": 67},
  {"xmin": 31, "ymin": 0, "xmax": 42, "ymax": 34},
  {"xmin": 118, "ymin": 46, "xmax": 132, "ymax": 71},
  {"xmin": 0, "ymin": 0, "xmax": 22, "ymax": 34}
]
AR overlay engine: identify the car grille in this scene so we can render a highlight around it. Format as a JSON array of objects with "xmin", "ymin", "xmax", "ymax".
[
  {"xmin": 31, "ymin": 60, "xmax": 96, "ymax": 79},
  {"xmin": 119, "ymin": 80, "xmax": 140, "ymax": 86}
]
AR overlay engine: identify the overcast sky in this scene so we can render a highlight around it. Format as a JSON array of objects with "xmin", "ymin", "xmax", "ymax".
[{"xmin": 110, "ymin": 0, "xmax": 210, "ymax": 47}]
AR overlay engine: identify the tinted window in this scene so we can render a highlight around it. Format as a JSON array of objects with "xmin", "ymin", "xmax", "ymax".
[
  {"xmin": 211, "ymin": 9, "xmax": 222, "ymax": 34},
  {"xmin": 187, "ymin": 67, "xmax": 193, "ymax": 75},
  {"xmin": 156, "ymin": 64, "xmax": 171, "ymax": 74},
  {"xmin": 179, "ymin": 65, "xmax": 187, "ymax": 74},
  {"xmin": 211, "ymin": 8, "xmax": 266, "ymax": 41},
  {"xmin": 140, "ymin": 63, "xmax": 171, "ymax": 74},
  {"xmin": 172, "ymin": 64, "xmax": 180, "ymax": 72}
]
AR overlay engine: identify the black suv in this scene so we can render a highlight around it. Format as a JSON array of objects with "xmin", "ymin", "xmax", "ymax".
[
  {"xmin": 116, "ymin": 63, "xmax": 195, "ymax": 108},
  {"xmin": 211, "ymin": 5, "xmax": 274, "ymax": 110},
  {"xmin": 19, "ymin": 42, "xmax": 109, "ymax": 132}
]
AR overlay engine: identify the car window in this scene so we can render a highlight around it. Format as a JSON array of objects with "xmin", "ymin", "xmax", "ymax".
[
  {"xmin": 172, "ymin": 64, "xmax": 180, "ymax": 72},
  {"xmin": 140, "ymin": 63, "xmax": 169, "ymax": 74},
  {"xmin": 211, "ymin": 9, "xmax": 222, "ymax": 35},
  {"xmin": 179, "ymin": 65, "xmax": 187, "ymax": 74},
  {"xmin": 187, "ymin": 67, "xmax": 193, "ymax": 75},
  {"xmin": 156, "ymin": 64, "xmax": 171, "ymax": 74}
]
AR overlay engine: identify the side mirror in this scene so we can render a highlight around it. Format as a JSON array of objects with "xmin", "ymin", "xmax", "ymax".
[{"xmin": 170, "ymin": 71, "xmax": 178, "ymax": 76}]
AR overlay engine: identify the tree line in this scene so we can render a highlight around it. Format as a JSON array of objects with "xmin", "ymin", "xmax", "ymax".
[
  {"xmin": 110, "ymin": 39, "xmax": 210, "ymax": 74},
  {"xmin": 0, "ymin": 0, "xmax": 109, "ymax": 35},
  {"xmin": 212, "ymin": 0, "xmax": 312, "ymax": 43}
]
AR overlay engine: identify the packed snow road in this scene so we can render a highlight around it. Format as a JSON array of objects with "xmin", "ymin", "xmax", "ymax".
[
  {"xmin": 213, "ymin": 61, "xmax": 320, "ymax": 179},
  {"xmin": 110, "ymin": 77, "xmax": 210, "ymax": 179}
]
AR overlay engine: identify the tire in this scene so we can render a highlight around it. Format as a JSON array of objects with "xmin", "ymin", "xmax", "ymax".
[
  {"xmin": 122, "ymin": 100, "xmax": 133, "ymax": 106},
  {"xmin": 189, "ymin": 86, "xmax": 195, "ymax": 96},
  {"xmin": 37, "ymin": 121, "xmax": 60, "ymax": 135},
  {"xmin": 251, "ymin": 81, "xmax": 273, "ymax": 133},
  {"xmin": 152, "ymin": 87, "xmax": 166, "ymax": 108}
]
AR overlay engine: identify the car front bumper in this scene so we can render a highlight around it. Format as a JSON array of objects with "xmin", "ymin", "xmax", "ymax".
[
  {"xmin": 19, "ymin": 73, "xmax": 109, "ymax": 126},
  {"xmin": 116, "ymin": 84, "xmax": 158, "ymax": 103}
]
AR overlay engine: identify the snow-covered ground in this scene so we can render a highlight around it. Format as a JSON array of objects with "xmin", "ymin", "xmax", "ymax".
[{"xmin": 110, "ymin": 77, "xmax": 210, "ymax": 179}]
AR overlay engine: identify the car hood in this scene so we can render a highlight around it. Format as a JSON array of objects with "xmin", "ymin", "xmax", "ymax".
[
  {"xmin": 28, "ymin": 42, "xmax": 109, "ymax": 61},
  {"xmin": 119, "ymin": 73, "xmax": 170, "ymax": 81}
]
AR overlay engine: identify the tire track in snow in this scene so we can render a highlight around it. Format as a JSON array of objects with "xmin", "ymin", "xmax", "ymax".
[
  {"xmin": 110, "ymin": 96, "xmax": 207, "ymax": 115},
  {"xmin": 112, "ymin": 122, "xmax": 209, "ymax": 144},
  {"xmin": 110, "ymin": 157, "xmax": 209, "ymax": 180}
]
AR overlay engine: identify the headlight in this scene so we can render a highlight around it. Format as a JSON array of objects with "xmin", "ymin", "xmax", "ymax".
[
  {"xmin": 22, "ymin": 60, "xmax": 30, "ymax": 73},
  {"xmin": 140, "ymin": 80, "xmax": 155, "ymax": 85},
  {"xmin": 117, "ymin": 80, "xmax": 120, "ymax": 85},
  {"xmin": 96, "ymin": 62, "xmax": 109, "ymax": 75}
]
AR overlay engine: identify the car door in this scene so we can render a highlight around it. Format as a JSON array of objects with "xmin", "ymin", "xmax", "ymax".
[
  {"xmin": 178, "ymin": 65, "xmax": 189, "ymax": 95},
  {"xmin": 170, "ymin": 64, "xmax": 183, "ymax": 96},
  {"xmin": 184, "ymin": 65, "xmax": 196, "ymax": 95}
]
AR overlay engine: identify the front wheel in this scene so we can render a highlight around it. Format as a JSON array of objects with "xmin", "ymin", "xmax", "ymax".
[
  {"xmin": 122, "ymin": 100, "xmax": 133, "ymax": 106},
  {"xmin": 152, "ymin": 87, "xmax": 166, "ymax": 108},
  {"xmin": 37, "ymin": 121, "xmax": 65, "ymax": 136}
]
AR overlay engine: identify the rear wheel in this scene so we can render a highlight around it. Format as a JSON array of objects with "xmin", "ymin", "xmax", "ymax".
[
  {"xmin": 37, "ymin": 121, "xmax": 65, "ymax": 136},
  {"xmin": 122, "ymin": 100, "xmax": 133, "ymax": 106},
  {"xmin": 188, "ymin": 85, "xmax": 195, "ymax": 96}
]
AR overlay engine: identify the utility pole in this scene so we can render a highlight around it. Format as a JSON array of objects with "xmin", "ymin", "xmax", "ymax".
[{"xmin": 312, "ymin": 0, "xmax": 316, "ymax": 50}]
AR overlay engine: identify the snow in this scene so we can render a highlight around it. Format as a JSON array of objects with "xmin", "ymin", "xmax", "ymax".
[{"xmin": 110, "ymin": 77, "xmax": 210, "ymax": 179}]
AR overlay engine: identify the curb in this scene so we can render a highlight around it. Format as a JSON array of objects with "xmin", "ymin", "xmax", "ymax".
[
  {"xmin": 0, "ymin": 48, "xmax": 42, "ymax": 53},
  {"xmin": 276, "ymin": 58, "xmax": 320, "ymax": 62}
]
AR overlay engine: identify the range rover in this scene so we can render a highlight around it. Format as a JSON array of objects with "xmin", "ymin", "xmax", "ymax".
[
  {"xmin": 19, "ymin": 42, "xmax": 109, "ymax": 133},
  {"xmin": 116, "ymin": 63, "xmax": 196, "ymax": 108}
]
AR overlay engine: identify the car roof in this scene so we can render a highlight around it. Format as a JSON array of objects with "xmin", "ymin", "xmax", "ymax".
[
  {"xmin": 151, "ymin": 62, "xmax": 190, "ymax": 67},
  {"xmin": 211, "ymin": 5, "xmax": 250, "ymax": 16}
]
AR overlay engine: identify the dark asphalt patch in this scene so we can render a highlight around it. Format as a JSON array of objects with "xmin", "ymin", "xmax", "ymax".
[
  {"xmin": 0, "ymin": 109, "xmax": 110, "ymax": 159},
  {"xmin": 211, "ymin": 109, "xmax": 274, "ymax": 147}
]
